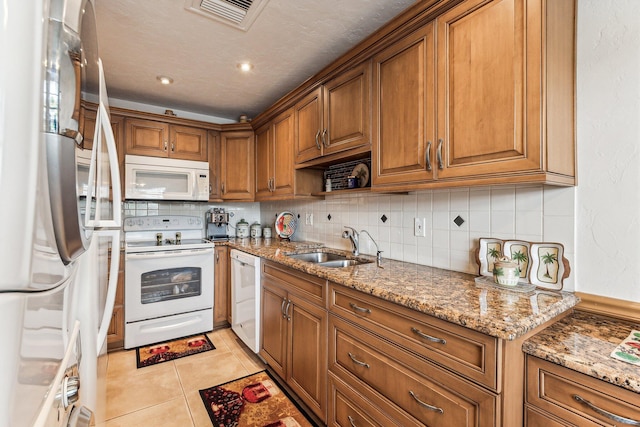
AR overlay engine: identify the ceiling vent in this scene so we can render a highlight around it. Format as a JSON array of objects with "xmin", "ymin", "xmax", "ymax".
[{"xmin": 184, "ymin": 0, "xmax": 270, "ymax": 31}]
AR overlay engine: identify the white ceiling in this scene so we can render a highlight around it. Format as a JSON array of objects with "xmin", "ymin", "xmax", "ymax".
[{"xmin": 94, "ymin": 0, "xmax": 417, "ymax": 122}]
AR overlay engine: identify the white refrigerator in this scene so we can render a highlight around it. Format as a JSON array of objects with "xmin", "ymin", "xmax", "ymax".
[{"xmin": 0, "ymin": 0, "xmax": 121, "ymax": 426}]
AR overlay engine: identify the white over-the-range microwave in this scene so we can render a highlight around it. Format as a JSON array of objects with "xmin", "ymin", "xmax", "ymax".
[{"xmin": 124, "ymin": 154, "xmax": 210, "ymax": 201}]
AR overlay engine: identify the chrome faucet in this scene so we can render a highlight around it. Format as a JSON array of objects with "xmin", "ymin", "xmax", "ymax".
[
  {"xmin": 359, "ymin": 229, "xmax": 383, "ymax": 264},
  {"xmin": 342, "ymin": 226, "xmax": 359, "ymax": 256}
]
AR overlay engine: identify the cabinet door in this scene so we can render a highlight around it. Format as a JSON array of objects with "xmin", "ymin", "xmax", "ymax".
[
  {"xmin": 220, "ymin": 130, "xmax": 255, "ymax": 200},
  {"xmin": 271, "ymin": 108, "xmax": 294, "ymax": 197},
  {"xmin": 107, "ymin": 252, "xmax": 125, "ymax": 351},
  {"xmin": 213, "ymin": 246, "xmax": 229, "ymax": 328},
  {"xmin": 260, "ymin": 283, "xmax": 288, "ymax": 379},
  {"xmin": 254, "ymin": 123, "xmax": 273, "ymax": 200},
  {"xmin": 208, "ymin": 131, "xmax": 222, "ymax": 201},
  {"xmin": 372, "ymin": 23, "xmax": 436, "ymax": 186},
  {"xmin": 80, "ymin": 107, "xmax": 97, "ymax": 150},
  {"xmin": 287, "ymin": 293, "xmax": 328, "ymax": 422},
  {"xmin": 125, "ymin": 118, "xmax": 169, "ymax": 157},
  {"xmin": 435, "ymin": 0, "xmax": 540, "ymax": 179},
  {"xmin": 294, "ymin": 87, "xmax": 323, "ymax": 164},
  {"xmin": 110, "ymin": 114, "xmax": 125, "ymax": 201},
  {"xmin": 323, "ymin": 61, "xmax": 371, "ymax": 156},
  {"xmin": 169, "ymin": 125, "xmax": 208, "ymax": 161}
]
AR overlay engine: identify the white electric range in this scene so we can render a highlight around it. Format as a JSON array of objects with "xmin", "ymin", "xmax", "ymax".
[{"xmin": 123, "ymin": 215, "xmax": 214, "ymax": 349}]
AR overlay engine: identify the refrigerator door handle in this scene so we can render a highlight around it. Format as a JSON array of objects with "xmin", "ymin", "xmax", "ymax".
[
  {"xmin": 96, "ymin": 229, "xmax": 121, "ymax": 353},
  {"xmin": 85, "ymin": 60, "xmax": 121, "ymax": 229}
]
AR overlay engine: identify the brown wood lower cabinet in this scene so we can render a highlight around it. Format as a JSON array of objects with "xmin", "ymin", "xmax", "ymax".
[
  {"xmin": 259, "ymin": 261, "xmax": 328, "ymax": 423},
  {"xmin": 213, "ymin": 245, "xmax": 229, "ymax": 328},
  {"xmin": 526, "ymin": 355, "xmax": 640, "ymax": 427},
  {"xmin": 107, "ymin": 251, "xmax": 125, "ymax": 351},
  {"xmin": 329, "ymin": 315, "xmax": 497, "ymax": 426}
]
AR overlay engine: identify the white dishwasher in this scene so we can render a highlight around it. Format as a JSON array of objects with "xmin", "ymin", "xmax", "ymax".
[{"xmin": 230, "ymin": 249, "xmax": 261, "ymax": 353}]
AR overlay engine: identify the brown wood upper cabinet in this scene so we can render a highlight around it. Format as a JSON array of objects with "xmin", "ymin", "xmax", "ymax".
[
  {"xmin": 373, "ymin": 0, "xmax": 576, "ymax": 190},
  {"xmin": 79, "ymin": 104, "xmax": 125, "ymax": 200},
  {"xmin": 294, "ymin": 61, "xmax": 371, "ymax": 165},
  {"xmin": 125, "ymin": 117, "xmax": 208, "ymax": 162},
  {"xmin": 207, "ymin": 130, "xmax": 222, "ymax": 201},
  {"xmin": 219, "ymin": 130, "xmax": 255, "ymax": 201},
  {"xmin": 255, "ymin": 108, "xmax": 294, "ymax": 200}
]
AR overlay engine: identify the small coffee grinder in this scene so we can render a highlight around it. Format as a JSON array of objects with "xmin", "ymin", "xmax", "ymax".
[{"xmin": 206, "ymin": 207, "xmax": 229, "ymax": 240}]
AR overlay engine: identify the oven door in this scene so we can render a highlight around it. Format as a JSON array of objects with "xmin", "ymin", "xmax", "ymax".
[{"xmin": 124, "ymin": 247, "xmax": 214, "ymax": 323}]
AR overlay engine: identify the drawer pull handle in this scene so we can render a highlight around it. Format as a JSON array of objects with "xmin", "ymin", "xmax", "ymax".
[
  {"xmin": 348, "ymin": 352, "xmax": 370, "ymax": 368},
  {"xmin": 349, "ymin": 303, "xmax": 371, "ymax": 314},
  {"xmin": 281, "ymin": 299, "xmax": 287, "ymax": 318},
  {"xmin": 285, "ymin": 300, "xmax": 292, "ymax": 321},
  {"xmin": 573, "ymin": 394, "xmax": 640, "ymax": 425},
  {"xmin": 411, "ymin": 327, "xmax": 446, "ymax": 345},
  {"xmin": 347, "ymin": 415, "xmax": 357, "ymax": 427},
  {"xmin": 409, "ymin": 390, "xmax": 444, "ymax": 414}
]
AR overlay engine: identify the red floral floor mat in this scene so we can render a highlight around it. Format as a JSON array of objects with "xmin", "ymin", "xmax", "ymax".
[
  {"xmin": 136, "ymin": 334, "xmax": 215, "ymax": 368},
  {"xmin": 199, "ymin": 370, "xmax": 316, "ymax": 427}
]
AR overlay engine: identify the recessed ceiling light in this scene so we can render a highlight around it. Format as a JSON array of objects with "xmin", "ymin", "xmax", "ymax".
[
  {"xmin": 156, "ymin": 75, "xmax": 174, "ymax": 85},
  {"xmin": 237, "ymin": 62, "xmax": 253, "ymax": 72}
]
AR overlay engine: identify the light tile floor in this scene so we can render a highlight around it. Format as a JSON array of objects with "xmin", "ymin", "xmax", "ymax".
[{"xmin": 99, "ymin": 328, "xmax": 266, "ymax": 427}]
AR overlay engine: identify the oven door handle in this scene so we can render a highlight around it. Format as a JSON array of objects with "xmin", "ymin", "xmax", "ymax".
[{"xmin": 126, "ymin": 247, "xmax": 214, "ymax": 260}]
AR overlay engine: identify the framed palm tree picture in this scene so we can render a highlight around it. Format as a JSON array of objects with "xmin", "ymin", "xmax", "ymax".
[
  {"xmin": 476, "ymin": 238, "xmax": 504, "ymax": 277},
  {"xmin": 503, "ymin": 240, "xmax": 531, "ymax": 283},
  {"xmin": 529, "ymin": 243, "xmax": 569, "ymax": 290}
]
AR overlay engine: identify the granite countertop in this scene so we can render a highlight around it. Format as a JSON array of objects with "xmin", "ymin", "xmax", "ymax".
[
  {"xmin": 225, "ymin": 238, "xmax": 579, "ymax": 341},
  {"xmin": 523, "ymin": 311, "xmax": 640, "ymax": 393}
]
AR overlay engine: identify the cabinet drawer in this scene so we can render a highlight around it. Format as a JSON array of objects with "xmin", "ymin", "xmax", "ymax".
[
  {"xmin": 329, "ymin": 284, "xmax": 498, "ymax": 390},
  {"xmin": 330, "ymin": 315, "xmax": 497, "ymax": 427},
  {"xmin": 262, "ymin": 261, "xmax": 326, "ymax": 306},
  {"xmin": 527, "ymin": 356, "xmax": 640, "ymax": 427},
  {"xmin": 328, "ymin": 372, "xmax": 423, "ymax": 427},
  {"xmin": 525, "ymin": 405, "xmax": 575, "ymax": 427}
]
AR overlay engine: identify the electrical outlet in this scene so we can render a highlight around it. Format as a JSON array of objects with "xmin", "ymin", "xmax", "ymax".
[
  {"xmin": 414, "ymin": 217, "xmax": 425, "ymax": 237},
  {"xmin": 305, "ymin": 213, "xmax": 313, "ymax": 225}
]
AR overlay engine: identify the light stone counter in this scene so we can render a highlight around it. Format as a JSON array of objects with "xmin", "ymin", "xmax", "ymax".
[
  {"xmin": 523, "ymin": 311, "xmax": 640, "ymax": 393},
  {"xmin": 225, "ymin": 238, "xmax": 579, "ymax": 341}
]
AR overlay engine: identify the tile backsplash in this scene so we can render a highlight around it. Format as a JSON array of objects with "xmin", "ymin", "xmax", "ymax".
[
  {"xmin": 122, "ymin": 184, "xmax": 575, "ymax": 291},
  {"xmin": 261, "ymin": 185, "xmax": 576, "ymax": 291},
  {"xmin": 123, "ymin": 201, "xmax": 261, "ymax": 237}
]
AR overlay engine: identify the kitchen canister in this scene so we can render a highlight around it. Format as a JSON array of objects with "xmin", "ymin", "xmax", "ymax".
[
  {"xmin": 250, "ymin": 222, "xmax": 262, "ymax": 238},
  {"xmin": 493, "ymin": 256, "xmax": 520, "ymax": 286},
  {"xmin": 236, "ymin": 218, "xmax": 249, "ymax": 238},
  {"xmin": 263, "ymin": 227, "xmax": 272, "ymax": 238}
]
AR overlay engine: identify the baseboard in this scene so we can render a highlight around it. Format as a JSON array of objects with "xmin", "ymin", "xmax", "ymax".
[{"xmin": 575, "ymin": 292, "xmax": 640, "ymax": 323}]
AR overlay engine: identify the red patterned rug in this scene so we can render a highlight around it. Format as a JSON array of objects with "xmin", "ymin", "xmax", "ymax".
[
  {"xmin": 199, "ymin": 370, "xmax": 316, "ymax": 427},
  {"xmin": 136, "ymin": 334, "xmax": 215, "ymax": 368}
]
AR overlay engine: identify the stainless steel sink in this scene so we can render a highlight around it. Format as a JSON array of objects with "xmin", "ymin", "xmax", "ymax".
[{"xmin": 286, "ymin": 251, "xmax": 371, "ymax": 267}]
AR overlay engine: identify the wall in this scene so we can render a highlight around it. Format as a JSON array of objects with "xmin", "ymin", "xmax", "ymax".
[
  {"xmin": 261, "ymin": 185, "xmax": 577, "ymax": 291},
  {"xmin": 575, "ymin": 0, "xmax": 640, "ymax": 301}
]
